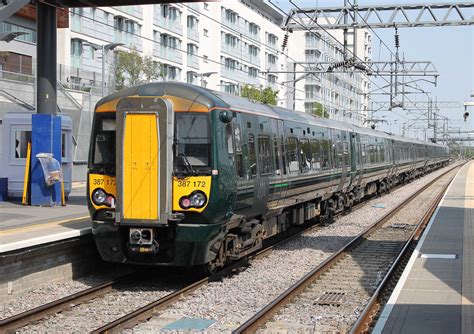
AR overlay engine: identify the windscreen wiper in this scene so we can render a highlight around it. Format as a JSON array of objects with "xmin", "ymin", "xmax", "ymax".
[{"xmin": 173, "ymin": 139, "xmax": 197, "ymax": 176}]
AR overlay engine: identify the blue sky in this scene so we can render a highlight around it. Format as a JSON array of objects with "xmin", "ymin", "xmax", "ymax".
[{"xmin": 268, "ymin": 0, "xmax": 474, "ymax": 141}]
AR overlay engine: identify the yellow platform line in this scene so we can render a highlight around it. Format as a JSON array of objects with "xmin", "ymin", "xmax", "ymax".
[{"xmin": 0, "ymin": 215, "xmax": 90, "ymax": 236}]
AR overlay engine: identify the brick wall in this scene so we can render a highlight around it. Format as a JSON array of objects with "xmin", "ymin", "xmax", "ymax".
[{"xmin": 16, "ymin": 4, "xmax": 69, "ymax": 28}]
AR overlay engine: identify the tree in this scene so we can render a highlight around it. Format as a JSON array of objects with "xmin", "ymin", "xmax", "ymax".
[
  {"xmin": 310, "ymin": 102, "xmax": 329, "ymax": 118},
  {"xmin": 240, "ymin": 85, "xmax": 278, "ymax": 105},
  {"xmin": 113, "ymin": 49, "xmax": 163, "ymax": 91}
]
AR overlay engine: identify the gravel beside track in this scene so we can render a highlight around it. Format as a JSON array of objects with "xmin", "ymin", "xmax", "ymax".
[
  {"xmin": 129, "ymin": 163, "xmax": 461, "ymax": 333},
  {"xmin": 14, "ymin": 278, "xmax": 180, "ymax": 333},
  {"xmin": 0, "ymin": 268, "xmax": 131, "ymax": 320}
]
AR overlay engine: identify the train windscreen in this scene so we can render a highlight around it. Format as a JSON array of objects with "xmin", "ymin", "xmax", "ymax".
[
  {"xmin": 174, "ymin": 112, "xmax": 211, "ymax": 176},
  {"xmin": 89, "ymin": 112, "xmax": 116, "ymax": 174}
]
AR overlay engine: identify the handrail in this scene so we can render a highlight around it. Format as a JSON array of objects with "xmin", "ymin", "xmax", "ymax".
[
  {"xmin": 0, "ymin": 89, "xmax": 35, "ymax": 110},
  {"xmin": 57, "ymin": 82, "xmax": 83, "ymax": 111}
]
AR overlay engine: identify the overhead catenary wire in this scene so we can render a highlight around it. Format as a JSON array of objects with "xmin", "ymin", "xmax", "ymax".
[{"xmin": 282, "ymin": 0, "xmax": 429, "ymax": 124}]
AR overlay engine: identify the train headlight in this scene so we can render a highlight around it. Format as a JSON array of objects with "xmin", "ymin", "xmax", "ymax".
[
  {"xmin": 179, "ymin": 191, "xmax": 207, "ymax": 209},
  {"xmin": 92, "ymin": 188, "xmax": 107, "ymax": 206},
  {"xmin": 179, "ymin": 197, "xmax": 192, "ymax": 209},
  {"xmin": 190, "ymin": 191, "xmax": 207, "ymax": 208}
]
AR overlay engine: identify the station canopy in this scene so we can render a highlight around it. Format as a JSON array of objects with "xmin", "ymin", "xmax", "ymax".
[{"xmin": 46, "ymin": 0, "xmax": 209, "ymax": 7}]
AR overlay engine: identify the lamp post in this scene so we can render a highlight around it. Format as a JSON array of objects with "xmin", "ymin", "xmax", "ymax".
[
  {"xmin": 101, "ymin": 43, "xmax": 124, "ymax": 96},
  {"xmin": 0, "ymin": 32, "xmax": 28, "ymax": 42},
  {"xmin": 199, "ymin": 71, "xmax": 217, "ymax": 87}
]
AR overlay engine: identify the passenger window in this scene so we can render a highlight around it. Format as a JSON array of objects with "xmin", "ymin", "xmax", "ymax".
[
  {"xmin": 287, "ymin": 137, "xmax": 299, "ymax": 173},
  {"xmin": 258, "ymin": 136, "xmax": 272, "ymax": 175},
  {"xmin": 311, "ymin": 139, "xmax": 321, "ymax": 171},
  {"xmin": 369, "ymin": 145, "xmax": 375, "ymax": 164},
  {"xmin": 321, "ymin": 139, "xmax": 330, "ymax": 169},
  {"xmin": 233, "ymin": 124, "xmax": 244, "ymax": 178},
  {"xmin": 360, "ymin": 144, "xmax": 366, "ymax": 164},
  {"xmin": 300, "ymin": 138, "xmax": 311, "ymax": 173},
  {"xmin": 343, "ymin": 142, "xmax": 349, "ymax": 166},
  {"xmin": 380, "ymin": 145, "xmax": 385, "ymax": 162},
  {"xmin": 14, "ymin": 130, "xmax": 31, "ymax": 159},
  {"xmin": 248, "ymin": 133, "xmax": 256, "ymax": 177},
  {"xmin": 272, "ymin": 135, "xmax": 280, "ymax": 174},
  {"xmin": 336, "ymin": 141, "xmax": 344, "ymax": 167}
]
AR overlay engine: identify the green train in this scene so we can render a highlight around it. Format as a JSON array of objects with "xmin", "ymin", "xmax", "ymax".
[{"xmin": 87, "ymin": 82, "xmax": 449, "ymax": 271}]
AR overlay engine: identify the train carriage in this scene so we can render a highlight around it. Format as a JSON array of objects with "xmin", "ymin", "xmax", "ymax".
[{"xmin": 88, "ymin": 82, "xmax": 449, "ymax": 271}]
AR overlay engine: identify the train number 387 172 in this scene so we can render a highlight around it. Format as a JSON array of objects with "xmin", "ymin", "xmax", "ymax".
[{"xmin": 177, "ymin": 180, "xmax": 206, "ymax": 188}]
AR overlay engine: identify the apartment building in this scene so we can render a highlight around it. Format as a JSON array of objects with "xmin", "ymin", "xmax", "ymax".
[
  {"xmin": 286, "ymin": 24, "xmax": 372, "ymax": 125},
  {"xmin": 50, "ymin": 1, "xmax": 285, "ymax": 97},
  {"xmin": 0, "ymin": 1, "xmax": 371, "ymax": 120}
]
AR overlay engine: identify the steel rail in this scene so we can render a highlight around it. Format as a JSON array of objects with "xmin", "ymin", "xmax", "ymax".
[
  {"xmin": 233, "ymin": 163, "xmax": 460, "ymax": 334},
  {"xmin": 0, "ymin": 273, "xmax": 136, "ymax": 332},
  {"xmin": 349, "ymin": 171, "xmax": 451, "ymax": 333}
]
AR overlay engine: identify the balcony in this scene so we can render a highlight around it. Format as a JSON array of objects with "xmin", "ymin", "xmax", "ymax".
[
  {"xmin": 187, "ymin": 27, "xmax": 199, "ymax": 42},
  {"xmin": 187, "ymin": 54, "xmax": 199, "ymax": 70},
  {"xmin": 221, "ymin": 43, "xmax": 240, "ymax": 57},
  {"xmin": 248, "ymin": 54, "xmax": 260, "ymax": 67},
  {"xmin": 159, "ymin": 46, "xmax": 182, "ymax": 64},
  {"xmin": 113, "ymin": 6, "xmax": 143, "ymax": 19},
  {"xmin": 221, "ymin": 66, "xmax": 244, "ymax": 82}
]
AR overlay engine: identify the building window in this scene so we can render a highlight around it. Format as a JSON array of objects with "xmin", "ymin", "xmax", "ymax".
[
  {"xmin": 248, "ymin": 22, "xmax": 259, "ymax": 35},
  {"xmin": 0, "ymin": 22, "xmax": 37, "ymax": 44},
  {"xmin": 187, "ymin": 43, "xmax": 198, "ymax": 55},
  {"xmin": 203, "ymin": 29, "xmax": 208, "ymax": 37},
  {"xmin": 268, "ymin": 74, "xmax": 277, "ymax": 84},
  {"xmin": 248, "ymin": 45, "xmax": 259, "ymax": 56},
  {"xmin": 14, "ymin": 130, "xmax": 31, "ymax": 159},
  {"xmin": 224, "ymin": 9, "xmax": 238, "ymax": 24},
  {"xmin": 71, "ymin": 39, "xmax": 83, "ymax": 57},
  {"xmin": 187, "ymin": 15, "xmax": 198, "ymax": 29},
  {"xmin": 187, "ymin": 71, "xmax": 198, "ymax": 84},
  {"xmin": 266, "ymin": 32, "xmax": 277, "ymax": 45},
  {"xmin": 248, "ymin": 67, "xmax": 258, "ymax": 77},
  {"xmin": 204, "ymin": 3, "xmax": 209, "ymax": 10}
]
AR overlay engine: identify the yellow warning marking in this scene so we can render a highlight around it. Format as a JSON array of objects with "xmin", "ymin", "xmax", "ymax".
[
  {"xmin": 21, "ymin": 142, "xmax": 31, "ymax": 205},
  {"xmin": 0, "ymin": 215, "xmax": 90, "ymax": 236}
]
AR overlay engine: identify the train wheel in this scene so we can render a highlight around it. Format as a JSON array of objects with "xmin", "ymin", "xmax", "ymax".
[{"xmin": 206, "ymin": 242, "xmax": 226, "ymax": 275}]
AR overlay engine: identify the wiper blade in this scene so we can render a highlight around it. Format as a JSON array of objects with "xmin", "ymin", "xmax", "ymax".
[{"xmin": 173, "ymin": 139, "xmax": 197, "ymax": 176}]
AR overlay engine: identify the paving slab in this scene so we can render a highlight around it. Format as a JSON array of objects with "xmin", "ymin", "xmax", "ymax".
[{"xmin": 374, "ymin": 161, "xmax": 474, "ymax": 334}]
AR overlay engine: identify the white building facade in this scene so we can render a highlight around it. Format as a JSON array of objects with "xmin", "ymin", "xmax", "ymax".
[
  {"xmin": 286, "ymin": 24, "xmax": 372, "ymax": 125},
  {"xmin": 54, "ymin": 1, "xmax": 286, "ymax": 98}
]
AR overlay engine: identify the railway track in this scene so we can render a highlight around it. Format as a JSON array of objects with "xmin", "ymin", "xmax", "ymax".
[
  {"xmin": 234, "ymin": 164, "xmax": 460, "ymax": 334},
  {"xmin": 0, "ymin": 164, "xmax": 455, "ymax": 333}
]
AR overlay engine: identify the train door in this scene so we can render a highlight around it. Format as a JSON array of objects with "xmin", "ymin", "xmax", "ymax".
[
  {"xmin": 115, "ymin": 98, "xmax": 173, "ymax": 224},
  {"xmin": 350, "ymin": 132, "xmax": 362, "ymax": 187},
  {"xmin": 268, "ymin": 119, "xmax": 284, "ymax": 204}
]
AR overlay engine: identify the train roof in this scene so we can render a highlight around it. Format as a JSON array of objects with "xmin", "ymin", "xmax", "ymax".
[{"xmin": 96, "ymin": 82, "xmax": 446, "ymax": 148}]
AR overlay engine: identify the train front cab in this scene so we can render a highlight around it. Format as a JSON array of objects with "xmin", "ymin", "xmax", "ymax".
[{"xmin": 88, "ymin": 95, "xmax": 229, "ymax": 267}]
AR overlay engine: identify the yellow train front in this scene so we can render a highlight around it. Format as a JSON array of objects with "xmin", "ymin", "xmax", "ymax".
[{"xmin": 87, "ymin": 83, "xmax": 236, "ymax": 268}]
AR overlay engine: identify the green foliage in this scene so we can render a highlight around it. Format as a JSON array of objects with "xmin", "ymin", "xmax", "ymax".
[
  {"xmin": 113, "ymin": 49, "xmax": 163, "ymax": 90},
  {"xmin": 309, "ymin": 102, "xmax": 329, "ymax": 118},
  {"xmin": 240, "ymin": 85, "xmax": 278, "ymax": 106}
]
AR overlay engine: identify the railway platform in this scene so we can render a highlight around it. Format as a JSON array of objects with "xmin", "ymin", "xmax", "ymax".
[
  {"xmin": 0, "ymin": 184, "xmax": 90, "ymax": 253},
  {"xmin": 374, "ymin": 161, "xmax": 474, "ymax": 334}
]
